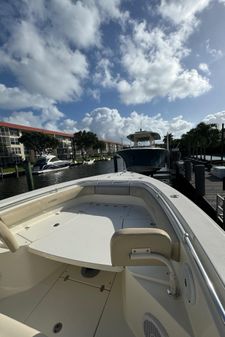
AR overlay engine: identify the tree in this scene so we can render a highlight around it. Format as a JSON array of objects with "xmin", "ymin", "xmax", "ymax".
[
  {"xmin": 163, "ymin": 133, "xmax": 174, "ymax": 150},
  {"xmin": 180, "ymin": 123, "xmax": 220, "ymax": 158},
  {"xmin": 93, "ymin": 140, "xmax": 106, "ymax": 156},
  {"xmin": 19, "ymin": 132, "xmax": 59, "ymax": 157},
  {"xmin": 74, "ymin": 131, "xmax": 99, "ymax": 158}
]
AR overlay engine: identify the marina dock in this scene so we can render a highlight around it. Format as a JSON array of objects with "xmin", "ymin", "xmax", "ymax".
[
  {"xmin": 174, "ymin": 160, "xmax": 225, "ymax": 228},
  {"xmin": 190, "ymin": 170, "xmax": 225, "ymax": 210}
]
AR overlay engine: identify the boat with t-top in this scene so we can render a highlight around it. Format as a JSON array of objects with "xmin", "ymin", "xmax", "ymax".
[{"xmin": 117, "ymin": 130, "xmax": 167, "ymax": 175}]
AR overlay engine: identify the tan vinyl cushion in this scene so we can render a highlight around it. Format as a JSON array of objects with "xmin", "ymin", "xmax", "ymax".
[
  {"xmin": 0, "ymin": 313, "xmax": 46, "ymax": 337},
  {"xmin": 111, "ymin": 228, "xmax": 172, "ymax": 266}
]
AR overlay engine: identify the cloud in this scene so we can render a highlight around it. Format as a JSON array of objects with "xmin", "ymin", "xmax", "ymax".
[
  {"xmin": 198, "ymin": 63, "xmax": 211, "ymax": 75},
  {"xmin": 3, "ymin": 111, "xmax": 45, "ymax": 129},
  {"xmin": 59, "ymin": 118, "xmax": 78, "ymax": 133},
  {"xmin": 3, "ymin": 105, "xmax": 65, "ymax": 132},
  {"xmin": 43, "ymin": 0, "xmax": 101, "ymax": 50},
  {"xmin": 1, "ymin": 106, "xmax": 195, "ymax": 140},
  {"xmin": 47, "ymin": 0, "xmax": 125, "ymax": 49},
  {"xmin": 94, "ymin": 58, "xmax": 117, "ymax": 88},
  {"xmin": 81, "ymin": 107, "xmax": 193, "ymax": 141},
  {"xmin": 94, "ymin": 1, "xmax": 212, "ymax": 105},
  {"xmin": 0, "ymin": 20, "xmax": 88, "ymax": 102},
  {"xmin": 206, "ymin": 39, "xmax": 223, "ymax": 60},
  {"xmin": 158, "ymin": 0, "xmax": 211, "ymax": 24},
  {"xmin": 0, "ymin": 0, "xmax": 125, "ymax": 103},
  {"xmin": 0, "ymin": 0, "xmax": 214, "ymax": 112},
  {"xmin": 115, "ymin": 21, "xmax": 211, "ymax": 104},
  {"xmin": 0, "ymin": 84, "xmax": 55, "ymax": 110},
  {"xmin": 203, "ymin": 110, "xmax": 225, "ymax": 125},
  {"xmin": 169, "ymin": 115, "xmax": 193, "ymax": 137}
]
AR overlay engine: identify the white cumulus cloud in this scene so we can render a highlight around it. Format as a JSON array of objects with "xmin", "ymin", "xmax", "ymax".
[
  {"xmin": 203, "ymin": 110, "xmax": 225, "ymax": 125},
  {"xmin": 198, "ymin": 63, "xmax": 211, "ymax": 75},
  {"xmin": 0, "ymin": 0, "xmax": 125, "ymax": 104},
  {"xmin": 81, "ymin": 107, "xmax": 193, "ymax": 141},
  {"xmin": 3, "ymin": 106, "xmax": 65, "ymax": 132},
  {"xmin": 159, "ymin": 0, "xmax": 211, "ymax": 24},
  {"xmin": 206, "ymin": 39, "xmax": 223, "ymax": 60},
  {"xmin": 115, "ymin": 21, "xmax": 211, "ymax": 104},
  {"xmin": 0, "ymin": 20, "xmax": 88, "ymax": 102},
  {"xmin": 0, "ymin": 84, "xmax": 55, "ymax": 110},
  {"xmin": 2, "ymin": 106, "xmax": 195, "ymax": 140}
]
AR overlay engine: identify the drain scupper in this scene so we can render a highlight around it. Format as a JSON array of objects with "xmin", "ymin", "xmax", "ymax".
[
  {"xmin": 81, "ymin": 267, "xmax": 100, "ymax": 278},
  {"xmin": 53, "ymin": 322, "xmax": 63, "ymax": 333}
]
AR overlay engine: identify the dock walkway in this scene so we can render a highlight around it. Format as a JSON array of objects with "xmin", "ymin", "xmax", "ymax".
[{"xmin": 190, "ymin": 170, "xmax": 225, "ymax": 210}]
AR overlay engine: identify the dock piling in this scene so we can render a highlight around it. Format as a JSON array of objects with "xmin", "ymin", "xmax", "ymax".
[
  {"xmin": 15, "ymin": 164, "xmax": 19, "ymax": 179},
  {"xmin": 184, "ymin": 160, "xmax": 192, "ymax": 181},
  {"xmin": 24, "ymin": 161, "xmax": 34, "ymax": 191},
  {"xmin": 113, "ymin": 155, "xmax": 118, "ymax": 172},
  {"xmin": 223, "ymin": 177, "xmax": 225, "ymax": 191},
  {"xmin": 195, "ymin": 165, "xmax": 205, "ymax": 196}
]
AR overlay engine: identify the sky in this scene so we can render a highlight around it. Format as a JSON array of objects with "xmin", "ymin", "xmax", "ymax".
[{"xmin": 0, "ymin": 0, "xmax": 225, "ymax": 143}]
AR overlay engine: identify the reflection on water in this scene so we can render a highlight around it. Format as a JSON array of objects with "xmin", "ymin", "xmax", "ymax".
[{"xmin": 0, "ymin": 159, "xmax": 124, "ymax": 200}]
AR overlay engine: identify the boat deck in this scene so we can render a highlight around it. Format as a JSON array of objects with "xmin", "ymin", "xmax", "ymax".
[
  {"xmin": 0, "ymin": 173, "xmax": 224, "ymax": 337},
  {"xmin": 0, "ymin": 262, "xmax": 135, "ymax": 337},
  {"xmin": 16, "ymin": 199, "xmax": 154, "ymax": 271}
]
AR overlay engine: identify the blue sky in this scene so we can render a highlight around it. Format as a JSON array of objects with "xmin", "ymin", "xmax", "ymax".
[{"xmin": 0, "ymin": 0, "xmax": 225, "ymax": 142}]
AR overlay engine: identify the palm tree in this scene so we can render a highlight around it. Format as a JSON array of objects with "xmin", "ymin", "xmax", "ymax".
[
  {"xmin": 195, "ymin": 123, "xmax": 218, "ymax": 160},
  {"xmin": 163, "ymin": 133, "xmax": 174, "ymax": 150},
  {"xmin": 180, "ymin": 123, "xmax": 220, "ymax": 159}
]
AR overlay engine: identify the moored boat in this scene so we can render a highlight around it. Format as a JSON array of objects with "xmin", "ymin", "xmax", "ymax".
[
  {"xmin": 32, "ymin": 154, "xmax": 71, "ymax": 174},
  {"xmin": 82, "ymin": 159, "xmax": 95, "ymax": 165},
  {"xmin": 117, "ymin": 130, "xmax": 167, "ymax": 175},
  {"xmin": 0, "ymin": 171, "xmax": 224, "ymax": 336}
]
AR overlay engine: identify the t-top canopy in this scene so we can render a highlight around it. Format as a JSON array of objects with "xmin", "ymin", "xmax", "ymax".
[{"xmin": 127, "ymin": 130, "xmax": 161, "ymax": 143}]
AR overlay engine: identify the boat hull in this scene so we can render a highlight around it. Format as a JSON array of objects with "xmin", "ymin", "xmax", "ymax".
[
  {"xmin": 32, "ymin": 164, "xmax": 70, "ymax": 174},
  {"xmin": 0, "ymin": 172, "xmax": 224, "ymax": 337},
  {"xmin": 117, "ymin": 147, "xmax": 167, "ymax": 174}
]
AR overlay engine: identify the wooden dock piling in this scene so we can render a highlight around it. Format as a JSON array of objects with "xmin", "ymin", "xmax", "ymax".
[
  {"xmin": 24, "ymin": 161, "xmax": 34, "ymax": 191},
  {"xmin": 184, "ymin": 160, "xmax": 192, "ymax": 181},
  {"xmin": 195, "ymin": 165, "xmax": 205, "ymax": 196},
  {"xmin": 113, "ymin": 155, "xmax": 118, "ymax": 173}
]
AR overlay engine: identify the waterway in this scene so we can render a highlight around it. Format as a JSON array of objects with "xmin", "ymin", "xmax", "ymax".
[{"xmin": 0, "ymin": 159, "xmax": 125, "ymax": 200}]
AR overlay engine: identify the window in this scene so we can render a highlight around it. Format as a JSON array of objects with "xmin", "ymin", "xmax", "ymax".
[
  {"xmin": 10, "ymin": 138, "xmax": 19, "ymax": 145},
  {"xmin": 11, "ymin": 147, "xmax": 21, "ymax": 154},
  {"xmin": 0, "ymin": 127, "xmax": 9, "ymax": 136},
  {"xmin": 10, "ymin": 129, "xmax": 19, "ymax": 136},
  {"xmin": 0, "ymin": 137, "xmax": 10, "ymax": 146},
  {"xmin": 49, "ymin": 157, "xmax": 58, "ymax": 162}
]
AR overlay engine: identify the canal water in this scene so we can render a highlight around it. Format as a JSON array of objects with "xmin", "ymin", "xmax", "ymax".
[{"xmin": 0, "ymin": 159, "xmax": 125, "ymax": 200}]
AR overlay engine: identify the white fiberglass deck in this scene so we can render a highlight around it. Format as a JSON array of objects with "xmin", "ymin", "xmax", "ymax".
[{"xmin": 17, "ymin": 201, "xmax": 153, "ymax": 271}]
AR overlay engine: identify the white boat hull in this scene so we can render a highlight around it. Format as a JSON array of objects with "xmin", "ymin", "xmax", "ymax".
[
  {"xmin": 0, "ymin": 172, "xmax": 224, "ymax": 337},
  {"xmin": 32, "ymin": 165, "xmax": 70, "ymax": 174},
  {"xmin": 211, "ymin": 166, "xmax": 225, "ymax": 179}
]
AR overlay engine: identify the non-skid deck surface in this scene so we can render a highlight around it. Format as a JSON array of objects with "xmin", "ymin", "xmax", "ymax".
[
  {"xmin": 0, "ymin": 265, "xmax": 135, "ymax": 337},
  {"xmin": 17, "ymin": 202, "xmax": 153, "ymax": 271}
]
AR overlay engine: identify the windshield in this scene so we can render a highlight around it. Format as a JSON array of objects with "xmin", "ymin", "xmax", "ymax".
[{"xmin": 35, "ymin": 158, "xmax": 47, "ymax": 166}]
